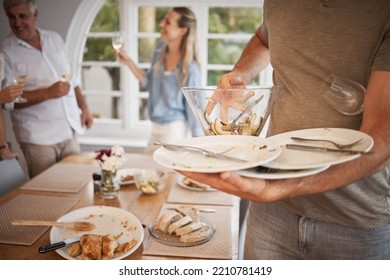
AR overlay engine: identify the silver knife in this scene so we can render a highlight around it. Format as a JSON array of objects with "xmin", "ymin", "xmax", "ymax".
[
  {"xmin": 154, "ymin": 142, "xmax": 247, "ymax": 163},
  {"xmin": 167, "ymin": 207, "xmax": 216, "ymax": 213},
  {"xmin": 285, "ymin": 144, "xmax": 371, "ymax": 155},
  {"xmin": 39, "ymin": 236, "xmax": 80, "ymax": 253}
]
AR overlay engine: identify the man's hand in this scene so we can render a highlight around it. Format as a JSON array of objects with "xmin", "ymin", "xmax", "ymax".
[
  {"xmin": 81, "ymin": 109, "xmax": 94, "ymax": 129},
  {"xmin": 48, "ymin": 81, "xmax": 70, "ymax": 98},
  {"xmin": 204, "ymin": 73, "xmax": 251, "ymax": 124}
]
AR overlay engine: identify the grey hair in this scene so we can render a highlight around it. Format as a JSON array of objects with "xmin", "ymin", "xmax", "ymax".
[{"xmin": 3, "ymin": 0, "xmax": 37, "ymax": 12}]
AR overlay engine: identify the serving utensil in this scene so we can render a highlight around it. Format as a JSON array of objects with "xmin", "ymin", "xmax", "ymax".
[
  {"xmin": 12, "ymin": 220, "xmax": 96, "ymax": 231},
  {"xmin": 291, "ymin": 137, "xmax": 363, "ymax": 149},
  {"xmin": 154, "ymin": 141, "xmax": 247, "ymax": 163}
]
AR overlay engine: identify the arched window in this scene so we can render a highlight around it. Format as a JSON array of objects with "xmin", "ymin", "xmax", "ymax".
[{"xmin": 67, "ymin": 0, "xmax": 271, "ymax": 149}]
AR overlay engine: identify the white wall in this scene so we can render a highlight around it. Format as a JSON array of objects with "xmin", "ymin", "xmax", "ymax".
[{"xmin": 0, "ymin": 0, "xmax": 83, "ymax": 174}]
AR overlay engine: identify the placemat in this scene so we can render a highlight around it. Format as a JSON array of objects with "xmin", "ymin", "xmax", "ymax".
[
  {"xmin": 21, "ymin": 163, "xmax": 97, "ymax": 193},
  {"xmin": 167, "ymin": 175, "xmax": 233, "ymax": 206},
  {"xmin": 0, "ymin": 194, "xmax": 79, "ymax": 245},
  {"xmin": 143, "ymin": 203, "xmax": 232, "ymax": 259}
]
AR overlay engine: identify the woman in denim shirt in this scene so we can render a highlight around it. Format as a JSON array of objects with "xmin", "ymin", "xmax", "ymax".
[{"xmin": 117, "ymin": 7, "xmax": 202, "ymax": 154}]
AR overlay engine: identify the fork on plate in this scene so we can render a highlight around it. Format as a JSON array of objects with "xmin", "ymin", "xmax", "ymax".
[
  {"xmin": 153, "ymin": 141, "xmax": 247, "ymax": 163},
  {"xmin": 290, "ymin": 137, "xmax": 363, "ymax": 149}
]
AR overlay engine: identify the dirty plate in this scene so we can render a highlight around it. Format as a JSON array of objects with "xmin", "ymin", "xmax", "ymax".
[
  {"xmin": 117, "ymin": 168, "xmax": 138, "ymax": 185},
  {"xmin": 263, "ymin": 128, "xmax": 373, "ymax": 169},
  {"xmin": 176, "ymin": 174, "xmax": 217, "ymax": 192},
  {"xmin": 153, "ymin": 135, "xmax": 281, "ymax": 173},
  {"xmin": 50, "ymin": 206, "xmax": 144, "ymax": 260}
]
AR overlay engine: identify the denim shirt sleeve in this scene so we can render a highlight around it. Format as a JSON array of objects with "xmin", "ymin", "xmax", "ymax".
[{"xmin": 142, "ymin": 41, "xmax": 166, "ymax": 90}]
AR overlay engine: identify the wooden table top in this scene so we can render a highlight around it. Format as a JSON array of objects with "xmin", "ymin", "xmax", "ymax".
[{"xmin": 0, "ymin": 153, "xmax": 239, "ymax": 260}]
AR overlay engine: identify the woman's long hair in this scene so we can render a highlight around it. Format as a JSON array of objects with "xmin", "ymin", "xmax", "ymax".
[{"xmin": 157, "ymin": 7, "xmax": 200, "ymax": 88}]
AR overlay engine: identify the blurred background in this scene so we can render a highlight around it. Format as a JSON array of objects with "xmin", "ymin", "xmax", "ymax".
[{"xmin": 0, "ymin": 0, "xmax": 273, "ymax": 171}]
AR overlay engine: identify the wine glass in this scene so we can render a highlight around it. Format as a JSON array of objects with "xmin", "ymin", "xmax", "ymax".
[
  {"xmin": 320, "ymin": 74, "xmax": 365, "ymax": 115},
  {"xmin": 60, "ymin": 63, "xmax": 72, "ymax": 83},
  {"xmin": 112, "ymin": 33, "xmax": 124, "ymax": 52},
  {"xmin": 12, "ymin": 62, "xmax": 28, "ymax": 103}
]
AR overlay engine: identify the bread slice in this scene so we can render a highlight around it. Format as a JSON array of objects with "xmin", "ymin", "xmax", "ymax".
[
  {"xmin": 175, "ymin": 205, "xmax": 200, "ymax": 223},
  {"xmin": 154, "ymin": 210, "xmax": 183, "ymax": 233},
  {"xmin": 174, "ymin": 221, "xmax": 203, "ymax": 236},
  {"xmin": 180, "ymin": 225, "xmax": 212, "ymax": 243},
  {"xmin": 168, "ymin": 215, "xmax": 192, "ymax": 235}
]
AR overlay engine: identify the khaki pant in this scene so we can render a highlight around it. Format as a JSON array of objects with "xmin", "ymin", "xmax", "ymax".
[{"xmin": 20, "ymin": 133, "xmax": 80, "ymax": 178}]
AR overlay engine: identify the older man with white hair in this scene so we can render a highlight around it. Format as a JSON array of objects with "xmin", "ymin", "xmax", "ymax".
[{"xmin": 0, "ymin": 0, "xmax": 93, "ymax": 177}]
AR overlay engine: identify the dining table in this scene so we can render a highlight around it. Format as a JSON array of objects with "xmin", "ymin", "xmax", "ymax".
[{"xmin": 0, "ymin": 152, "xmax": 240, "ymax": 260}]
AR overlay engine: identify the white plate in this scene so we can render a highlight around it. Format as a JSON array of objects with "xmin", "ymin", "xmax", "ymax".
[
  {"xmin": 176, "ymin": 174, "xmax": 217, "ymax": 192},
  {"xmin": 263, "ymin": 128, "xmax": 373, "ymax": 169},
  {"xmin": 116, "ymin": 168, "xmax": 138, "ymax": 185},
  {"xmin": 50, "ymin": 206, "xmax": 144, "ymax": 260},
  {"xmin": 148, "ymin": 216, "xmax": 216, "ymax": 247},
  {"xmin": 237, "ymin": 165, "xmax": 330, "ymax": 179},
  {"xmin": 153, "ymin": 135, "xmax": 281, "ymax": 173}
]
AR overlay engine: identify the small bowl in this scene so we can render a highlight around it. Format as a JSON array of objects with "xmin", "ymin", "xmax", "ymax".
[
  {"xmin": 134, "ymin": 169, "xmax": 168, "ymax": 194},
  {"xmin": 181, "ymin": 86, "xmax": 280, "ymax": 137}
]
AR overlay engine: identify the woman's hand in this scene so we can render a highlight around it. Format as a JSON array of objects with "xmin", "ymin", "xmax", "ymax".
[
  {"xmin": 116, "ymin": 49, "xmax": 130, "ymax": 65},
  {"xmin": 0, "ymin": 84, "xmax": 23, "ymax": 104}
]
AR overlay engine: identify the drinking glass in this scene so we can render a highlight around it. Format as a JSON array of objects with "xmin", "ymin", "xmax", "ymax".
[
  {"xmin": 320, "ymin": 75, "xmax": 365, "ymax": 115},
  {"xmin": 12, "ymin": 62, "xmax": 28, "ymax": 103},
  {"xmin": 112, "ymin": 33, "xmax": 124, "ymax": 52},
  {"xmin": 60, "ymin": 63, "xmax": 72, "ymax": 82}
]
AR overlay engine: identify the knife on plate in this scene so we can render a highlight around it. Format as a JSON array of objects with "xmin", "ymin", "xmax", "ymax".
[
  {"xmin": 39, "ymin": 236, "xmax": 80, "ymax": 253},
  {"xmin": 167, "ymin": 207, "xmax": 216, "ymax": 213},
  {"xmin": 285, "ymin": 144, "xmax": 371, "ymax": 155}
]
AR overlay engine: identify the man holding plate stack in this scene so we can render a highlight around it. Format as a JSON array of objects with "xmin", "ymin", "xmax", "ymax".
[{"xmin": 179, "ymin": 0, "xmax": 390, "ymax": 259}]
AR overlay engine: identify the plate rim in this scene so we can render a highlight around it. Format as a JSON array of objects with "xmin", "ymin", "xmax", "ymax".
[
  {"xmin": 153, "ymin": 135, "xmax": 282, "ymax": 173},
  {"xmin": 50, "ymin": 205, "xmax": 144, "ymax": 260},
  {"xmin": 148, "ymin": 216, "xmax": 216, "ymax": 247},
  {"xmin": 176, "ymin": 174, "xmax": 217, "ymax": 192},
  {"xmin": 262, "ymin": 128, "xmax": 373, "ymax": 169},
  {"xmin": 237, "ymin": 164, "xmax": 330, "ymax": 179}
]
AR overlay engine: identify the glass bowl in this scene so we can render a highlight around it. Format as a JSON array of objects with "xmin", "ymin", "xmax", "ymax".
[
  {"xmin": 182, "ymin": 86, "xmax": 280, "ymax": 137},
  {"xmin": 134, "ymin": 169, "xmax": 168, "ymax": 194}
]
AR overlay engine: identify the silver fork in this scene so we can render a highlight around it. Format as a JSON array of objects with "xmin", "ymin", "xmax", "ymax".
[
  {"xmin": 230, "ymin": 95, "xmax": 264, "ymax": 129},
  {"xmin": 290, "ymin": 137, "xmax": 363, "ymax": 149},
  {"xmin": 154, "ymin": 141, "xmax": 247, "ymax": 162}
]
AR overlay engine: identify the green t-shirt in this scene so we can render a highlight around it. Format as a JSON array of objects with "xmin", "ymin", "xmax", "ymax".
[{"xmin": 257, "ymin": 0, "xmax": 390, "ymax": 227}]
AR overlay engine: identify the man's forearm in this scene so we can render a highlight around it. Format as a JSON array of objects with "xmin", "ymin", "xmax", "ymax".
[{"xmin": 232, "ymin": 32, "xmax": 270, "ymax": 84}]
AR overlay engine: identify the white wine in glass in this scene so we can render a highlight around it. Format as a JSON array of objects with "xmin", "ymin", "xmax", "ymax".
[
  {"xmin": 12, "ymin": 62, "xmax": 28, "ymax": 103},
  {"xmin": 112, "ymin": 33, "xmax": 124, "ymax": 52},
  {"xmin": 60, "ymin": 63, "xmax": 72, "ymax": 82}
]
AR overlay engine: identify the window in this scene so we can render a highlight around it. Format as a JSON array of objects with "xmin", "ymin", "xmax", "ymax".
[{"xmin": 67, "ymin": 0, "xmax": 271, "ymax": 148}]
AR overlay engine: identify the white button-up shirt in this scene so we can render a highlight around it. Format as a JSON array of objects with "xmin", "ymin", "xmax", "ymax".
[{"xmin": 0, "ymin": 28, "xmax": 85, "ymax": 145}]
